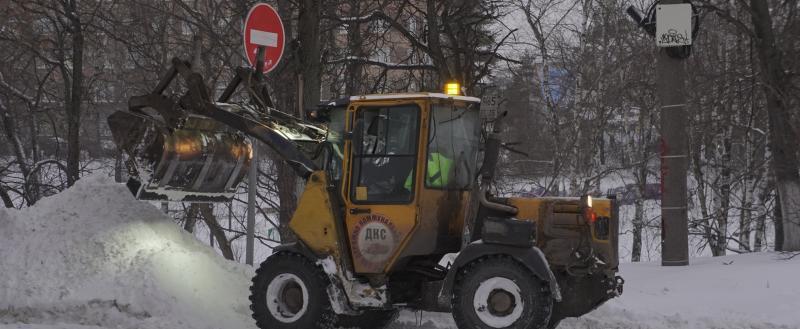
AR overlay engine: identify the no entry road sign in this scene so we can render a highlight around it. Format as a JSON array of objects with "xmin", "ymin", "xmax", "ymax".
[{"xmin": 243, "ymin": 3, "xmax": 285, "ymax": 73}]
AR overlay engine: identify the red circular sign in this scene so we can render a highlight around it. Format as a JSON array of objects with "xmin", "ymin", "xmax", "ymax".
[{"xmin": 243, "ymin": 3, "xmax": 285, "ymax": 74}]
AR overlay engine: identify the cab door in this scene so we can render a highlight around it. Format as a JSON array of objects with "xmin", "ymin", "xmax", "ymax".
[{"xmin": 342, "ymin": 101, "xmax": 424, "ymax": 274}]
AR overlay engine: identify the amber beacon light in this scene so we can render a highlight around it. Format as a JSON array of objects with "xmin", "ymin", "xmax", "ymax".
[{"xmin": 444, "ymin": 81, "xmax": 461, "ymax": 95}]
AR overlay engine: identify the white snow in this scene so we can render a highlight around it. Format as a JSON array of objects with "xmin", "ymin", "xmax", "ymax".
[
  {"xmin": 393, "ymin": 252, "xmax": 800, "ymax": 329},
  {"xmin": 0, "ymin": 175, "xmax": 257, "ymax": 329},
  {"xmin": 2, "ymin": 175, "xmax": 799, "ymax": 329},
  {"xmin": 317, "ymin": 256, "xmax": 338, "ymax": 276}
]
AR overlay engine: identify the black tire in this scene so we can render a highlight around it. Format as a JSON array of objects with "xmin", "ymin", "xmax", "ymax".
[
  {"xmin": 249, "ymin": 252, "xmax": 338, "ymax": 329},
  {"xmin": 451, "ymin": 256, "xmax": 553, "ymax": 329},
  {"xmin": 547, "ymin": 319, "xmax": 562, "ymax": 329},
  {"xmin": 336, "ymin": 309, "xmax": 399, "ymax": 329}
]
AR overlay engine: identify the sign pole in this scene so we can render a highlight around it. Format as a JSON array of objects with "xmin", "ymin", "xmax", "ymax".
[
  {"xmin": 242, "ymin": 2, "xmax": 285, "ymax": 265},
  {"xmin": 658, "ymin": 0, "xmax": 690, "ymax": 266},
  {"xmin": 246, "ymin": 142, "xmax": 258, "ymax": 265}
]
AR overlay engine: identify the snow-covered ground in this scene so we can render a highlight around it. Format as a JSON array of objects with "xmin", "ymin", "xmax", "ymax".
[{"xmin": 1, "ymin": 175, "xmax": 798, "ymax": 329}]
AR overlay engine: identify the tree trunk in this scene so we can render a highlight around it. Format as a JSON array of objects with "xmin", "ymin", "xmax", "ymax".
[
  {"xmin": 739, "ymin": 195, "xmax": 752, "ymax": 251},
  {"xmin": 691, "ymin": 131, "xmax": 712, "ymax": 249},
  {"xmin": 754, "ymin": 181, "xmax": 771, "ymax": 251},
  {"xmin": 298, "ymin": 0, "xmax": 321, "ymax": 118},
  {"xmin": 276, "ymin": 161, "xmax": 298, "ymax": 242},
  {"xmin": 632, "ymin": 120, "xmax": 649, "ymax": 262},
  {"xmin": 775, "ymin": 192, "xmax": 783, "ymax": 250},
  {"xmin": 184, "ymin": 205, "xmax": 199, "ymax": 233},
  {"xmin": 269, "ymin": 0, "xmax": 301, "ymax": 244},
  {"xmin": 712, "ymin": 127, "xmax": 733, "ymax": 256},
  {"xmin": 750, "ymin": 0, "xmax": 800, "ymax": 251},
  {"xmin": 0, "ymin": 184, "xmax": 13, "ymax": 208},
  {"xmin": 345, "ymin": 0, "xmax": 363, "ymax": 95},
  {"xmin": 114, "ymin": 152, "xmax": 124, "ymax": 183},
  {"xmin": 66, "ymin": 6, "xmax": 84, "ymax": 186},
  {"xmin": 632, "ymin": 198, "xmax": 644, "ymax": 262},
  {"xmin": 199, "ymin": 204, "xmax": 235, "ymax": 261},
  {"xmin": 26, "ymin": 107, "xmax": 40, "ymax": 202},
  {"xmin": 0, "ymin": 99, "xmax": 31, "ymax": 178}
]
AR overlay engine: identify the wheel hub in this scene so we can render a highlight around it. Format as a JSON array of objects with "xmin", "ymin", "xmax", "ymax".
[
  {"xmin": 472, "ymin": 277, "xmax": 524, "ymax": 328},
  {"xmin": 266, "ymin": 273, "xmax": 309, "ymax": 323},
  {"xmin": 281, "ymin": 282, "xmax": 304, "ymax": 314},
  {"xmin": 488, "ymin": 289, "xmax": 516, "ymax": 316}
]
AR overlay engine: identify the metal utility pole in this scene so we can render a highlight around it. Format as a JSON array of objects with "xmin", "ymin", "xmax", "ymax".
[
  {"xmin": 658, "ymin": 50, "xmax": 689, "ymax": 266},
  {"xmin": 628, "ymin": 0, "xmax": 697, "ymax": 266},
  {"xmin": 657, "ymin": 0, "xmax": 690, "ymax": 266},
  {"xmin": 246, "ymin": 142, "xmax": 258, "ymax": 266}
]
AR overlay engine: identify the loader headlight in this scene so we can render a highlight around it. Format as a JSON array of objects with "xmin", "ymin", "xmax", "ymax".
[
  {"xmin": 582, "ymin": 195, "xmax": 596, "ymax": 223},
  {"xmin": 172, "ymin": 138, "xmax": 202, "ymax": 157},
  {"xmin": 246, "ymin": 143, "xmax": 253, "ymax": 160},
  {"xmin": 229, "ymin": 143, "xmax": 253, "ymax": 160}
]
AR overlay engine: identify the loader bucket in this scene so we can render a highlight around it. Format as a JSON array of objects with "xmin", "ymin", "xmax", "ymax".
[{"xmin": 109, "ymin": 110, "xmax": 252, "ymax": 202}]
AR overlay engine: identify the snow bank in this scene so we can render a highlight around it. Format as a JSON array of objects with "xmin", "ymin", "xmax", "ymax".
[
  {"xmin": 0, "ymin": 175, "xmax": 257, "ymax": 329},
  {"xmin": 394, "ymin": 252, "xmax": 800, "ymax": 329},
  {"xmin": 585, "ymin": 252, "xmax": 800, "ymax": 329}
]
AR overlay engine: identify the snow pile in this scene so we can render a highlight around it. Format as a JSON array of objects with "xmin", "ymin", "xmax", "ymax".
[
  {"xmin": 0, "ymin": 175, "xmax": 257, "ymax": 329},
  {"xmin": 394, "ymin": 252, "xmax": 800, "ymax": 329}
]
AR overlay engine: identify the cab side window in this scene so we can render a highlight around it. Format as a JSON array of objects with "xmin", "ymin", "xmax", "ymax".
[{"xmin": 425, "ymin": 104, "xmax": 480, "ymax": 189}]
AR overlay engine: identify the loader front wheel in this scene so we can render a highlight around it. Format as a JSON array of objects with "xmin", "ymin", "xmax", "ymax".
[
  {"xmin": 452, "ymin": 256, "xmax": 553, "ymax": 329},
  {"xmin": 249, "ymin": 252, "xmax": 337, "ymax": 329}
]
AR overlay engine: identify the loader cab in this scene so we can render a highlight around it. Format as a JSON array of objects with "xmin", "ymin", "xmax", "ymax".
[{"xmin": 338, "ymin": 93, "xmax": 482, "ymax": 274}]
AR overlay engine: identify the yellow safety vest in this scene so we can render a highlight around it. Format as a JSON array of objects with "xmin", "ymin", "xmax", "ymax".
[{"xmin": 405, "ymin": 153, "xmax": 453, "ymax": 190}]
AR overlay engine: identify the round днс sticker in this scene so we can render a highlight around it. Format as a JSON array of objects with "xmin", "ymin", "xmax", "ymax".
[{"xmin": 351, "ymin": 214, "xmax": 400, "ymax": 272}]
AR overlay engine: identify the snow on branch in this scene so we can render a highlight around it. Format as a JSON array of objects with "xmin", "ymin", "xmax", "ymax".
[{"xmin": 326, "ymin": 56, "xmax": 437, "ymax": 71}]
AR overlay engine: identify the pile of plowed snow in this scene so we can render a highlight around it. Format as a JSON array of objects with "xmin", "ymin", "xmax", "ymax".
[{"xmin": 0, "ymin": 175, "xmax": 257, "ymax": 329}]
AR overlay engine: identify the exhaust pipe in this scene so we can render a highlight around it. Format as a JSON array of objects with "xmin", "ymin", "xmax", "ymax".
[{"xmin": 478, "ymin": 112, "xmax": 517, "ymax": 215}]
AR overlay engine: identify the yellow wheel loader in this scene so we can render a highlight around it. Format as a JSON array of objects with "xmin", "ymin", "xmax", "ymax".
[{"xmin": 109, "ymin": 58, "xmax": 623, "ymax": 329}]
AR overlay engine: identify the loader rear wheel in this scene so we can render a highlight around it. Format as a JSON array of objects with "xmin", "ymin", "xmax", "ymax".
[
  {"xmin": 249, "ymin": 252, "xmax": 337, "ymax": 329},
  {"xmin": 451, "ymin": 256, "xmax": 553, "ymax": 329},
  {"xmin": 336, "ymin": 309, "xmax": 399, "ymax": 329},
  {"xmin": 547, "ymin": 319, "xmax": 562, "ymax": 329}
]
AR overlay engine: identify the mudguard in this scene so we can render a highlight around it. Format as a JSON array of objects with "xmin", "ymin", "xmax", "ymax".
[
  {"xmin": 272, "ymin": 241, "xmax": 319, "ymax": 260},
  {"xmin": 437, "ymin": 240, "xmax": 562, "ymax": 309}
]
